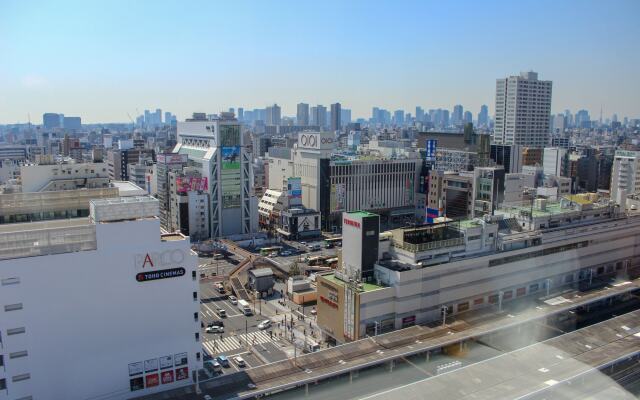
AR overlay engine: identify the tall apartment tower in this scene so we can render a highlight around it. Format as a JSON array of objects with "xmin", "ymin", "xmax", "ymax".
[
  {"xmin": 175, "ymin": 112, "xmax": 257, "ymax": 238},
  {"xmin": 330, "ymin": 102, "xmax": 341, "ymax": 132},
  {"xmin": 297, "ymin": 103, "xmax": 310, "ymax": 126},
  {"xmin": 494, "ymin": 71, "xmax": 552, "ymax": 148},
  {"xmin": 266, "ymin": 104, "xmax": 281, "ymax": 126}
]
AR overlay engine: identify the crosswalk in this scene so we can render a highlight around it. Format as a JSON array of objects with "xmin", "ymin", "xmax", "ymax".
[{"xmin": 202, "ymin": 330, "xmax": 276, "ymax": 354}]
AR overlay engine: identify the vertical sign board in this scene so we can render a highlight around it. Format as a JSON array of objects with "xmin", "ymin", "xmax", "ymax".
[
  {"xmin": 287, "ymin": 177, "xmax": 302, "ymax": 201},
  {"xmin": 426, "ymin": 139, "xmax": 437, "ymax": 162}
]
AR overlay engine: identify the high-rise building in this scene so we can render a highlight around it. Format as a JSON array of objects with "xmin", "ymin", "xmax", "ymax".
[
  {"xmin": 311, "ymin": 105, "xmax": 327, "ymax": 128},
  {"xmin": 340, "ymin": 108, "xmax": 351, "ymax": 125},
  {"xmin": 297, "ymin": 103, "xmax": 309, "ymax": 126},
  {"xmin": 175, "ymin": 112, "xmax": 257, "ymax": 237},
  {"xmin": 330, "ymin": 103, "xmax": 341, "ymax": 131},
  {"xmin": 266, "ymin": 104, "xmax": 281, "ymax": 126},
  {"xmin": 477, "ymin": 105, "xmax": 489, "ymax": 127},
  {"xmin": 42, "ymin": 113, "xmax": 61, "ymax": 130},
  {"xmin": 165, "ymin": 112, "xmax": 173, "ymax": 125},
  {"xmin": 63, "ymin": 116, "xmax": 82, "ymax": 131},
  {"xmin": 371, "ymin": 107, "xmax": 380, "ymax": 123},
  {"xmin": 575, "ymin": 109, "xmax": 591, "ymax": 128},
  {"xmin": 393, "ymin": 110, "xmax": 404, "ymax": 126},
  {"xmin": 463, "ymin": 111, "xmax": 473, "ymax": 124},
  {"xmin": 610, "ymin": 150, "xmax": 640, "ymax": 205},
  {"xmin": 494, "ymin": 71, "xmax": 552, "ymax": 147},
  {"xmin": 415, "ymin": 106, "xmax": 425, "ymax": 123},
  {"xmin": 237, "ymin": 107, "xmax": 244, "ymax": 121},
  {"xmin": 452, "ymin": 104, "xmax": 464, "ymax": 125},
  {"xmin": 543, "ymin": 147, "xmax": 568, "ymax": 177}
]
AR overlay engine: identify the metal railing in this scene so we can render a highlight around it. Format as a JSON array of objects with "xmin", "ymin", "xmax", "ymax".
[{"xmin": 393, "ymin": 237, "xmax": 465, "ymax": 253}]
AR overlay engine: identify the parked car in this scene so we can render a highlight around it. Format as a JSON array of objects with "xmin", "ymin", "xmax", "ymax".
[
  {"xmin": 257, "ymin": 319, "xmax": 272, "ymax": 330},
  {"xmin": 228, "ymin": 295, "xmax": 238, "ymax": 305},
  {"xmin": 216, "ymin": 355, "xmax": 230, "ymax": 367},
  {"xmin": 217, "ymin": 308, "xmax": 227, "ymax": 318},
  {"xmin": 281, "ymin": 250, "xmax": 292, "ymax": 256},
  {"xmin": 234, "ymin": 356, "xmax": 246, "ymax": 367},
  {"xmin": 209, "ymin": 320, "xmax": 224, "ymax": 327},
  {"xmin": 310, "ymin": 307, "xmax": 317, "ymax": 315}
]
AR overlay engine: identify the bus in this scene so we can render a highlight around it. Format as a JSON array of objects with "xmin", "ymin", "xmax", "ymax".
[
  {"xmin": 306, "ymin": 255, "xmax": 331, "ymax": 266},
  {"xmin": 259, "ymin": 246, "xmax": 283, "ymax": 256},
  {"xmin": 323, "ymin": 237, "xmax": 342, "ymax": 248}
]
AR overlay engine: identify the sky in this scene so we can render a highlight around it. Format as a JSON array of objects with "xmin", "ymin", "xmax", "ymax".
[{"xmin": 1, "ymin": 0, "xmax": 639, "ymax": 124}]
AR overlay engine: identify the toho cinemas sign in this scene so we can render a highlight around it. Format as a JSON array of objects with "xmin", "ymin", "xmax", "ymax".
[{"xmin": 133, "ymin": 250, "xmax": 186, "ymax": 282}]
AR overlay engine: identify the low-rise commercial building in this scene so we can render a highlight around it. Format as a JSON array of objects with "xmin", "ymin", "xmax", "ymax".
[{"xmin": 317, "ymin": 197, "xmax": 640, "ymax": 344}]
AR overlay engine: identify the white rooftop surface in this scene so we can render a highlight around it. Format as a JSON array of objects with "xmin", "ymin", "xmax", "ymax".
[{"xmin": 111, "ymin": 180, "xmax": 147, "ymax": 196}]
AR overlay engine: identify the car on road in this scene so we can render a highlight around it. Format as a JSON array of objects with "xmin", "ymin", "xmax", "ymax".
[
  {"xmin": 206, "ymin": 325, "xmax": 224, "ymax": 333},
  {"xmin": 234, "ymin": 356, "xmax": 246, "ymax": 367},
  {"xmin": 204, "ymin": 361, "xmax": 222, "ymax": 374},
  {"xmin": 247, "ymin": 383, "xmax": 257, "ymax": 389},
  {"xmin": 308, "ymin": 243, "xmax": 321, "ymax": 251},
  {"xmin": 310, "ymin": 307, "xmax": 317, "ymax": 315},
  {"xmin": 204, "ymin": 395, "xmax": 213, "ymax": 400},
  {"xmin": 299, "ymin": 241, "xmax": 307, "ymax": 245},
  {"xmin": 208, "ymin": 320, "xmax": 224, "ymax": 327},
  {"xmin": 280, "ymin": 250, "xmax": 292, "ymax": 256},
  {"xmin": 217, "ymin": 308, "xmax": 227, "ymax": 318},
  {"xmin": 228, "ymin": 295, "xmax": 238, "ymax": 305},
  {"xmin": 257, "ymin": 319, "xmax": 272, "ymax": 330},
  {"xmin": 216, "ymin": 355, "xmax": 230, "ymax": 367}
]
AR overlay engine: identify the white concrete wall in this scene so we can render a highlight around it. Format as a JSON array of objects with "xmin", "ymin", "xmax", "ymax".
[{"xmin": 0, "ymin": 218, "xmax": 200, "ymax": 400}]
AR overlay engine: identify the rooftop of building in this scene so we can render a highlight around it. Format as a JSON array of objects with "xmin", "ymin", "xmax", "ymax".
[{"xmin": 321, "ymin": 273, "xmax": 384, "ymax": 292}]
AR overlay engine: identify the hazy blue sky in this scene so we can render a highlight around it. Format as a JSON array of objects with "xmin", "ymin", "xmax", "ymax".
[{"xmin": 1, "ymin": 0, "xmax": 639, "ymax": 124}]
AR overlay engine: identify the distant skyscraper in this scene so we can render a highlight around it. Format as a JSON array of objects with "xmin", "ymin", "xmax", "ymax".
[
  {"xmin": 311, "ymin": 105, "xmax": 327, "ymax": 128},
  {"xmin": 341, "ymin": 108, "xmax": 351, "ymax": 125},
  {"xmin": 238, "ymin": 107, "xmax": 244, "ymax": 121},
  {"xmin": 452, "ymin": 104, "xmax": 464, "ymax": 125},
  {"xmin": 415, "ymin": 106, "xmax": 425, "ymax": 123},
  {"xmin": 155, "ymin": 109, "xmax": 162, "ymax": 125},
  {"xmin": 43, "ymin": 113, "xmax": 61, "ymax": 130},
  {"xmin": 494, "ymin": 71, "xmax": 552, "ymax": 147},
  {"xmin": 266, "ymin": 104, "xmax": 282, "ymax": 125},
  {"xmin": 297, "ymin": 103, "xmax": 309, "ymax": 126},
  {"xmin": 575, "ymin": 109, "xmax": 591, "ymax": 128},
  {"xmin": 63, "ymin": 116, "xmax": 82, "ymax": 131},
  {"xmin": 463, "ymin": 111, "xmax": 472, "ymax": 124},
  {"xmin": 371, "ymin": 107, "xmax": 380, "ymax": 123},
  {"xmin": 393, "ymin": 110, "xmax": 404, "ymax": 126},
  {"xmin": 477, "ymin": 105, "xmax": 489, "ymax": 127},
  {"xmin": 164, "ymin": 112, "xmax": 172, "ymax": 125},
  {"xmin": 331, "ymin": 103, "xmax": 341, "ymax": 131}
]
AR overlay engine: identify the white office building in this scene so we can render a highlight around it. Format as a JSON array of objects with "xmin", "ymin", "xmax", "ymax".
[
  {"xmin": 0, "ymin": 197, "xmax": 200, "ymax": 399},
  {"xmin": 543, "ymin": 147, "xmax": 568, "ymax": 177},
  {"xmin": 494, "ymin": 71, "xmax": 552, "ymax": 148},
  {"xmin": 611, "ymin": 149, "xmax": 640, "ymax": 205},
  {"xmin": 175, "ymin": 113, "xmax": 258, "ymax": 238}
]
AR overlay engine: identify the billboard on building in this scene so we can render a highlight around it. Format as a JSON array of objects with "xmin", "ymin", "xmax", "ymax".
[
  {"xmin": 128, "ymin": 362, "xmax": 143, "ymax": 376},
  {"xmin": 159, "ymin": 355, "xmax": 173, "ymax": 370},
  {"xmin": 161, "ymin": 370, "xmax": 174, "ymax": 384},
  {"xmin": 287, "ymin": 177, "xmax": 302, "ymax": 199},
  {"xmin": 175, "ymin": 176, "xmax": 208, "ymax": 193},
  {"xmin": 145, "ymin": 373, "xmax": 159, "ymax": 388},
  {"xmin": 174, "ymin": 352, "xmax": 188, "ymax": 366},
  {"xmin": 331, "ymin": 183, "xmax": 346, "ymax": 211},
  {"xmin": 426, "ymin": 139, "xmax": 437, "ymax": 162},
  {"xmin": 221, "ymin": 146, "xmax": 240, "ymax": 170},
  {"xmin": 157, "ymin": 153, "xmax": 187, "ymax": 164}
]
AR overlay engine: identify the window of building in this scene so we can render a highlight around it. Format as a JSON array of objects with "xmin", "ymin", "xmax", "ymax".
[
  {"xmin": 12, "ymin": 373, "xmax": 30, "ymax": 382},
  {"xmin": 196, "ymin": 352, "xmax": 201, "ymax": 361},
  {"xmin": 0, "ymin": 379, "xmax": 5, "ymax": 390},
  {"xmin": 9, "ymin": 351, "xmax": 27, "ymax": 359},
  {"xmin": 503, "ymin": 291, "xmax": 513, "ymax": 300},
  {"xmin": 193, "ymin": 292, "xmax": 197, "ymax": 301},
  {"xmin": 4, "ymin": 303, "xmax": 23, "ymax": 312},
  {"xmin": 488, "ymin": 294, "xmax": 499, "ymax": 304},
  {"xmin": 516, "ymin": 287, "xmax": 526, "ymax": 297},
  {"xmin": 194, "ymin": 312, "xmax": 198, "ymax": 321},
  {"xmin": 195, "ymin": 332, "xmax": 199, "ymax": 341},
  {"xmin": 7, "ymin": 327, "xmax": 25, "ymax": 335},
  {"xmin": 192, "ymin": 270, "xmax": 196, "ymax": 280},
  {"xmin": 564, "ymin": 274, "xmax": 574, "ymax": 283},
  {"xmin": 457, "ymin": 302, "xmax": 470, "ymax": 312},
  {"xmin": 1, "ymin": 277, "xmax": 20, "ymax": 285},
  {"xmin": 474, "ymin": 297, "xmax": 484, "ymax": 305}
]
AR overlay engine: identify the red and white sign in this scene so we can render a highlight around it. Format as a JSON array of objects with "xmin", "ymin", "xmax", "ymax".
[
  {"xmin": 343, "ymin": 218, "xmax": 361, "ymax": 229},
  {"xmin": 176, "ymin": 176, "xmax": 208, "ymax": 193}
]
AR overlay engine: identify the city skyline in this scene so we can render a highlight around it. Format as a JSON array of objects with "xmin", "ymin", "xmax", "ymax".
[{"xmin": 1, "ymin": 0, "xmax": 640, "ymax": 124}]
